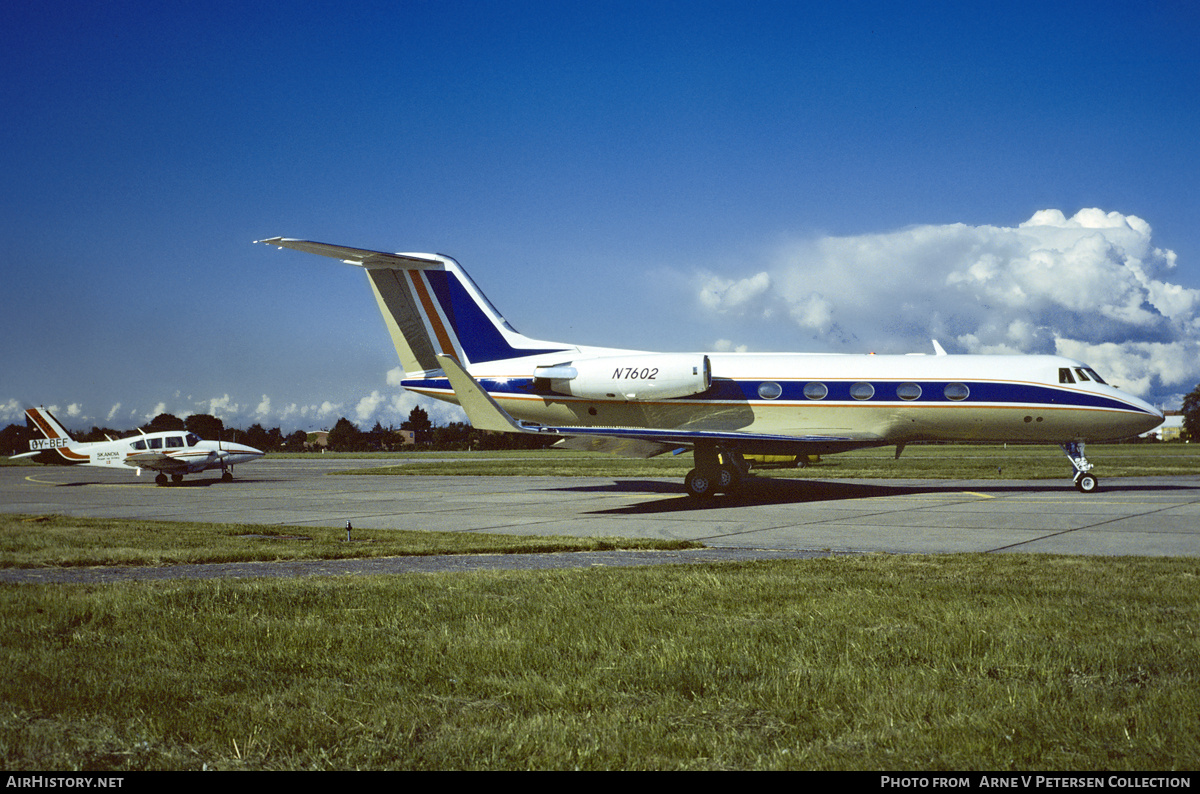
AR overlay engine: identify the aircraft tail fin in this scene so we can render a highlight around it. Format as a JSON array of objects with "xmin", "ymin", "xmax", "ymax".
[
  {"xmin": 22, "ymin": 407, "xmax": 89, "ymax": 462},
  {"xmin": 26, "ymin": 407, "xmax": 74, "ymax": 442},
  {"xmin": 257, "ymin": 238, "xmax": 571, "ymax": 376}
]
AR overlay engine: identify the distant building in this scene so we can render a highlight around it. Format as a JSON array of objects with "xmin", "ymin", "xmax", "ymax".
[{"xmin": 1155, "ymin": 412, "xmax": 1184, "ymax": 441}]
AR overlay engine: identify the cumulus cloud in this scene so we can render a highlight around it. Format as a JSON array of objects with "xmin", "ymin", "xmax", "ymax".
[
  {"xmin": 205, "ymin": 395, "xmax": 240, "ymax": 419},
  {"xmin": 693, "ymin": 209, "xmax": 1199, "ymax": 405},
  {"xmin": 0, "ymin": 399, "xmax": 22, "ymax": 424},
  {"xmin": 355, "ymin": 390, "xmax": 387, "ymax": 423}
]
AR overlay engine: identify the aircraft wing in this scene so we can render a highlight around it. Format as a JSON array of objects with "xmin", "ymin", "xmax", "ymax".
[
  {"xmin": 550, "ymin": 435, "xmax": 680, "ymax": 459},
  {"xmin": 437, "ymin": 354, "xmax": 875, "ymax": 457},
  {"xmin": 123, "ymin": 452, "xmax": 190, "ymax": 473}
]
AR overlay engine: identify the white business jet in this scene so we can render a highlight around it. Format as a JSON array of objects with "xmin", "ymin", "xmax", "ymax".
[
  {"xmin": 12, "ymin": 407, "xmax": 263, "ymax": 486},
  {"xmin": 258, "ymin": 238, "xmax": 1163, "ymax": 497}
]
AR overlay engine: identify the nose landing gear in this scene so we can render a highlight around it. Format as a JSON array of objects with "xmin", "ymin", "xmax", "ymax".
[{"xmin": 1061, "ymin": 442, "xmax": 1100, "ymax": 493}]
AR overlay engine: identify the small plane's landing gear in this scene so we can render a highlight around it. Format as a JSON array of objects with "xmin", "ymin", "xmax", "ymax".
[
  {"xmin": 684, "ymin": 443, "xmax": 746, "ymax": 499},
  {"xmin": 1061, "ymin": 442, "xmax": 1100, "ymax": 493},
  {"xmin": 171, "ymin": 473, "xmax": 184, "ymax": 485},
  {"xmin": 155, "ymin": 473, "xmax": 168, "ymax": 487},
  {"xmin": 221, "ymin": 470, "xmax": 234, "ymax": 482}
]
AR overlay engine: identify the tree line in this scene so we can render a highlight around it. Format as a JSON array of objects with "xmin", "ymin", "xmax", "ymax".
[{"xmin": 0, "ymin": 405, "xmax": 556, "ymax": 456}]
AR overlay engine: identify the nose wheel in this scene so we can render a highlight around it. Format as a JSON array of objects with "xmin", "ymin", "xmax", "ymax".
[{"xmin": 1062, "ymin": 443, "xmax": 1100, "ymax": 493}]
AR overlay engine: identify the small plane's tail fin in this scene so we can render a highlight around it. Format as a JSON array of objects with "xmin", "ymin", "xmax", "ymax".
[
  {"xmin": 257, "ymin": 238, "xmax": 571, "ymax": 376},
  {"xmin": 22, "ymin": 406, "xmax": 89, "ymax": 463},
  {"xmin": 26, "ymin": 407, "xmax": 74, "ymax": 442}
]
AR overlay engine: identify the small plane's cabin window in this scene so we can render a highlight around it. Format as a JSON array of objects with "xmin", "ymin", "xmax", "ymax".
[
  {"xmin": 131, "ymin": 439, "xmax": 147, "ymax": 450},
  {"xmin": 166, "ymin": 436, "xmax": 184, "ymax": 448},
  {"xmin": 758, "ymin": 381, "xmax": 783, "ymax": 400},
  {"xmin": 850, "ymin": 382, "xmax": 875, "ymax": 401},
  {"xmin": 896, "ymin": 383, "xmax": 922, "ymax": 401},
  {"xmin": 1059, "ymin": 368, "xmax": 1076, "ymax": 384},
  {"xmin": 186, "ymin": 433, "xmax": 201, "ymax": 446},
  {"xmin": 944, "ymin": 383, "xmax": 970, "ymax": 401},
  {"xmin": 148, "ymin": 438, "xmax": 163, "ymax": 449},
  {"xmin": 803, "ymin": 382, "xmax": 828, "ymax": 400}
]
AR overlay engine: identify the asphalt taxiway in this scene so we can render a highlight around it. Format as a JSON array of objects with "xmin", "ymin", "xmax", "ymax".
[{"xmin": 3, "ymin": 457, "xmax": 1199, "ymax": 558}]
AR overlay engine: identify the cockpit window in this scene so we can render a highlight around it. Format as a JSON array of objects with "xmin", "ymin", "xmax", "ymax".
[
  {"xmin": 131, "ymin": 439, "xmax": 147, "ymax": 450},
  {"xmin": 186, "ymin": 433, "xmax": 201, "ymax": 447},
  {"xmin": 1074, "ymin": 368, "xmax": 1091, "ymax": 382},
  {"xmin": 1084, "ymin": 368, "xmax": 1107, "ymax": 384},
  {"xmin": 1059, "ymin": 368, "xmax": 1075, "ymax": 384}
]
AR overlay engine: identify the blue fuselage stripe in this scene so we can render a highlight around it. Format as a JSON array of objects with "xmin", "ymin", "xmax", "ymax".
[{"xmin": 401, "ymin": 377, "xmax": 1145, "ymax": 413}]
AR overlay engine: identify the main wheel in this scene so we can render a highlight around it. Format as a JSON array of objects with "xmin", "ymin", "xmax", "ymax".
[
  {"xmin": 1075, "ymin": 473, "xmax": 1099, "ymax": 493},
  {"xmin": 715, "ymin": 463, "xmax": 740, "ymax": 494},
  {"xmin": 685, "ymin": 468, "xmax": 716, "ymax": 499},
  {"xmin": 155, "ymin": 473, "xmax": 168, "ymax": 487}
]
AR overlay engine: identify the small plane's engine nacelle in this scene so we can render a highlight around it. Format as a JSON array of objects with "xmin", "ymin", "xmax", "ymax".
[{"xmin": 536, "ymin": 354, "xmax": 712, "ymax": 401}]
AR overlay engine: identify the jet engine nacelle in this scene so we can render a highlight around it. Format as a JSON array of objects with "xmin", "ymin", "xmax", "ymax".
[{"xmin": 536, "ymin": 354, "xmax": 712, "ymax": 401}]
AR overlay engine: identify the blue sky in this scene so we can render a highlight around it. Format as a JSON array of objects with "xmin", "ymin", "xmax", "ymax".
[{"xmin": 3, "ymin": 0, "xmax": 1198, "ymax": 432}]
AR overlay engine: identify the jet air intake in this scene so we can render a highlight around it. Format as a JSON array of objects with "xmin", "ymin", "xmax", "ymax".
[{"xmin": 536, "ymin": 354, "xmax": 712, "ymax": 401}]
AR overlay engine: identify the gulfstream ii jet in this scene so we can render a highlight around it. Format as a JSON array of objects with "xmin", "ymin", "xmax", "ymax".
[
  {"xmin": 258, "ymin": 238, "xmax": 1163, "ymax": 497},
  {"xmin": 12, "ymin": 407, "xmax": 263, "ymax": 486}
]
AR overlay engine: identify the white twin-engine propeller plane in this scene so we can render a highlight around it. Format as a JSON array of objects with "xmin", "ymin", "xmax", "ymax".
[
  {"xmin": 258, "ymin": 238, "xmax": 1164, "ymax": 498},
  {"xmin": 12, "ymin": 407, "xmax": 264, "ymax": 486}
]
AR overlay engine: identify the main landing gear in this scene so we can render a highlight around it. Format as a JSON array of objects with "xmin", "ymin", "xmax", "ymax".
[
  {"xmin": 152, "ymin": 467, "xmax": 237, "ymax": 486},
  {"xmin": 1060, "ymin": 442, "xmax": 1099, "ymax": 493},
  {"xmin": 684, "ymin": 443, "xmax": 748, "ymax": 499}
]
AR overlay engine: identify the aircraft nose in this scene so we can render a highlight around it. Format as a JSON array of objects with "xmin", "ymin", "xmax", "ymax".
[
  {"xmin": 1125, "ymin": 394, "xmax": 1164, "ymax": 435},
  {"xmin": 226, "ymin": 443, "xmax": 264, "ymax": 459}
]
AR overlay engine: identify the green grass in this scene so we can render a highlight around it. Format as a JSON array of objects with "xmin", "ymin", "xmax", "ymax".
[
  {"xmin": 3, "ymin": 554, "xmax": 1198, "ymax": 770},
  {"xmin": 331, "ymin": 443, "xmax": 1200, "ymax": 480},
  {"xmin": 0, "ymin": 514, "xmax": 698, "ymax": 569}
]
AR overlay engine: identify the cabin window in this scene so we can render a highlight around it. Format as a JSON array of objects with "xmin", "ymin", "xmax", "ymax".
[
  {"xmin": 758, "ymin": 381, "xmax": 783, "ymax": 400},
  {"xmin": 850, "ymin": 382, "xmax": 875, "ymax": 401},
  {"xmin": 1059, "ymin": 368, "xmax": 1075, "ymax": 384},
  {"xmin": 803, "ymin": 382, "xmax": 828, "ymax": 400},
  {"xmin": 166, "ymin": 436, "xmax": 184, "ymax": 448},
  {"xmin": 944, "ymin": 383, "xmax": 970, "ymax": 401},
  {"xmin": 131, "ymin": 439, "xmax": 147, "ymax": 450},
  {"xmin": 148, "ymin": 438, "xmax": 163, "ymax": 449},
  {"xmin": 896, "ymin": 382, "xmax": 922, "ymax": 401}
]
